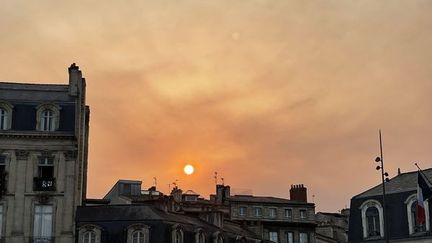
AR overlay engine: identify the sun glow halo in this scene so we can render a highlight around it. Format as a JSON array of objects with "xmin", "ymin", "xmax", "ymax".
[{"xmin": 184, "ymin": 164, "xmax": 194, "ymax": 175}]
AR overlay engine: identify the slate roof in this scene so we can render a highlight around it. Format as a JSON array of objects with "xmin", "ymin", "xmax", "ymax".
[
  {"xmin": 230, "ymin": 195, "xmax": 314, "ymax": 205},
  {"xmin": 353, "ymin": 168, "xmax": 432, "ymax": 199},
  {"xmin": 76, "ymin": 204, "xmax": 260, "ymax": 238}
]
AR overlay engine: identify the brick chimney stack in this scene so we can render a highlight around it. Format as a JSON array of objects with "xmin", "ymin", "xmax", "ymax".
[{"xmin": 290, "ymin": 184, "xmax": 307, "ymax": 202}]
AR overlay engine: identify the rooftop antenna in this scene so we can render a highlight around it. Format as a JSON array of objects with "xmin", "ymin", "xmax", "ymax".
[
  {"xmin": 153, "ymin": 177, "xmax": 157, "ymax": 187},
  {"xmin": 214, "ymin": 172, "xmax": 218, "ymax": 185},
  {"xmin": 168, "ymin": 183, "xmax": 171, "ymax": 192},
  {"xmin": 375, "ymin": 129, "xmax": 389, "ymax": 243},
  {"xmin": 312, "ymin": 194, "xmax": 315, "ymax": 203}
]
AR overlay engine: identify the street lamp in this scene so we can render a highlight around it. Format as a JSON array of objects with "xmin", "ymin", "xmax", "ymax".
[{"xmin": 375, "ymin": 130, "xmax": 390, "ymax": 243}]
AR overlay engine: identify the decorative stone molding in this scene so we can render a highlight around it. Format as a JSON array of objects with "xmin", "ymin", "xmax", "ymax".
[
  {"xmin": 35, "ymin": 193, "xmax": 51, "ymax": 204},
  {"xmin": 64, "ymin": 150, "xmax": 77, "ymax": 161},
  {"xmin": 0, "ymin": 101, "xmax": 13, "ymax": 130},
  {"xmin": 15, "ymin": 150, "xmax": 29, "ymax": 160},
  {"xmin": 126, "ymin": 224, "xmax": 150, "ymax": 243}
]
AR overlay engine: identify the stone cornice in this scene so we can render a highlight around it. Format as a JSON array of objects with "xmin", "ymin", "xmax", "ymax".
[{"xmin": 0, "ymin": 131, "xmax": 75, "ymax": 140}]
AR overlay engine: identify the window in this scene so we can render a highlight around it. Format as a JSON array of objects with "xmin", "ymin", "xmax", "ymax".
[
  {"xmin": 410, "ymin": 201, "xmax": 426, "ymax": 233},
  {"xmin": 269, "ymin": 232, "xmax": 278, "ymax": 243},
  {"xmin": 0, "ymin": 103, "xmax": 12, "ymax": 130},
  {"xmin": 0, "ymin": 108, "xmax": 8, "ymax": 130},
  {"xmin": 366, "ymin": 207, "xmax": 380, "ymax": 236},
  {"xmin": 78, "ymin": 225, "xmax": 101, "ymax": 243},
  {"xmin": 34, "ymin": 156, "xmax": 55, "ymax": 192},
  {"xmin": 132, "ymin": 231, "xmax": 145, "ymax": 243},
  {"xmin": 41, "ymin": 109, "xmax": 55, "ymax": 131},
  {"xmin": 214, "ymin": 234, "xmax": 223, "ymax": 243},
  {"xmin": 36, "ymin": 104, "xmax": 60, "ymax": 132},
  {"xmin": 239, "ymin": 206, "xmax": 246, "ymax": 216},
  {"xmin": 83, "ymin": 231, "xmax": 96, "ymax": 243},
  {"xmin": 406, "ymin": 194, "xmax": 430, "ymax": 235},
  {"xmin": 254, "ymin": 207, "xmax": 262, "ymax": 217},
  {"xmin": 38, "ymin": 157, "xmax": 54, "ymax": 178},
  {"xmin": 285, "ymin": 209, "xmax": 292, "ymax": 218},
  {"xmin": 172, "ymin": 227, "xmax": 183, "ymax": 243},
  {"xmin": 33, "ymin": 205, "xmax": 53, "ymax": 243},
  {"xmin": 286, "ymin": 232, "xmax": 293, "ymax": 243},
  {"xmin": 299, "ymin": 233, "xmax": 308, "ymax": 243},
  {"xmin": 269, "ymin": 208, "xmax": 277, "ymax": 218},
  {"xmin": 360, "ymin": 200, "xmax": 384, "ymax": 238},
  {"xmin": 195, "ymin": 231, "xmax": 205, "ymax": 243},
  {"xmin": 300, "ymin": 209, "xmax": 307, "ymax": 219}
]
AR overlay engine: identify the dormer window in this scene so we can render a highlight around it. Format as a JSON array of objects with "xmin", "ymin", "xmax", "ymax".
[
  {"xmin": 36, "ymin": 104, "xmax": 61, "ymax": 132},
  {"xmin": 0, "ymin": 102, "xmax": 13, "ymax": 130},
  {"xmin": 41, "ymin": 109, "xmax": 55, "ymax": 131}
]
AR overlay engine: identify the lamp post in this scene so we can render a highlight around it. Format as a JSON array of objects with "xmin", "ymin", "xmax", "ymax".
[{"xmin": 375, "ymin": 130, "xmax": 390, "ymax": 243}]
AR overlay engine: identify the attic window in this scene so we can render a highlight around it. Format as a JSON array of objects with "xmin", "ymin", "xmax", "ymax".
[{"xmin": 36, "ymin": 104, "xmax": 61, "ymax": 132}]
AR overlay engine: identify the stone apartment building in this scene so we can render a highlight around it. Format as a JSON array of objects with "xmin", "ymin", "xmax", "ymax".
[
  {"xmin": 229, "ymin": 184, "xmax": 316, "ymax": 243},
  {"xmin": 0, "ymin": 64, "xmax": 89, "ymax": 243}
]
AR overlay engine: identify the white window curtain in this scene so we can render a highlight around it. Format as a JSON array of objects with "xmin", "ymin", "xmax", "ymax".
[
  {"xmin": 33, "ymin": 205, "xmax": 53, "ymax": 240},
  {"xmin": 269, "ymin": 232, "xmax": 278, "ymax": 243},
  {"xmin": 299, "ymin": 233, "xmax": 308, "ymax": 243}
]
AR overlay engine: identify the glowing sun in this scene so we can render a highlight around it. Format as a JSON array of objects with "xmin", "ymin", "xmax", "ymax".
[{"xmin": 184, "ymin": 164, "xmax": 194, "ymax": 175}]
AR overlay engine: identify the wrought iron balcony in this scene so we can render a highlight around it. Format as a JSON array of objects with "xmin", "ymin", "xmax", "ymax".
[{"xmin": 33, "ymin": 177, "xmax": 56, "ymax": 191}]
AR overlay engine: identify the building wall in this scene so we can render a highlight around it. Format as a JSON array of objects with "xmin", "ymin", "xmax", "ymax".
[
  {"xmin": 230, "ymin": 201, "xmax": 316, "ymax": 243},
  {"xmin": 0, "ymin": 64, "xmax": 89, "ymax": 243}
]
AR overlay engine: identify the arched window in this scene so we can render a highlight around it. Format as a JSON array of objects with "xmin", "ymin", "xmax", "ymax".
[
  {"xmin": 132, "ymin": 231, "xmax": 145, "ymax": 243},
  {"xmin": 213, "ymin": 232, "xmax": 223, "ymax": 243},
  {"xmin": 406, "ymin": 194, "xmax": 430, "ymax": 234},
  {"xmin": 127, "ymin": 224, "xmax": 149, "ymax": 243},
  {"xmin": 360, "ymin": 200, "xmax": 384, "ymax": 239},
  {"xmin": 83, "ymin": 231, "xmax": 96, "ymax": 243},
  {"xmin": 171, "ymin": 226, "xmax": 183, "ymax": 243},
  {"xmin": 41, "ymin": 109, "xmax": 54, "ymax": 131},
  {"xmin": 36, "ymin": 104, "xmax": 60, "ymax": 132},
  {"xmin": 195, "ymin": 230, "xmax": 205, "ymax": 243},
  {"xmin": 78, "ymin": 225, "xmax": 101, "ymax": 243},
  {"xmin": 366, "ymin": 207, "xmax": 380, "ymax": 236}
]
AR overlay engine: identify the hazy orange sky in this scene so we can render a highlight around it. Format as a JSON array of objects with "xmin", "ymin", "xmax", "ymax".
[{"xmin": 1, "ymin": 0, "xmax": 432, "ymax": 212}]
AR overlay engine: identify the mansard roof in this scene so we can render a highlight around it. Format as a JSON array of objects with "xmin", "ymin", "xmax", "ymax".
[{"xmin": 353, "ymin": 168, "xmax": 432, "ymax": 199}]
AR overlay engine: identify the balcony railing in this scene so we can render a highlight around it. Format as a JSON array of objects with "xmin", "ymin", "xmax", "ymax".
[
  {"xmin": 33, "ymin": 177, "xmax": 56, "ymax": 191},
  {"xmin": 31, "ymin": 237, "xmax": 54, "ymax": 243}
]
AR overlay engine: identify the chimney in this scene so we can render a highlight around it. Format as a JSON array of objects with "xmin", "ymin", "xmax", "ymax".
[
  {"xmin": 290, "ymin": 184, "xmax": 307, "ymax": 202},
  {"xmin": 170, "ymin": 186, "xmax": 182, "ymax": 203},
  {"xmin": 68, "ymin": 63, "xmax": 82, "ymax": 96},
  {"xmin": 216, "ymin": 185, "xmax": 230, "ymax": 204}
]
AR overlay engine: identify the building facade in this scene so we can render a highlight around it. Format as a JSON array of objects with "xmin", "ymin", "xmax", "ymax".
[
  {"xmin": 229, "ymin": 184, "xmax": 316, "ymax": 243},
  {"xmin": 315, "ymin": 210, "xmax": 349, "ymax": 243},
  {"xmin": 348, "ymin": 169, "xmax": 432, "ymax": 243},
  {"xmin": 0, "ymin": 64, "xmax": 89, "ymax": 243},
  {"xmin": 77, "ymin": 180, "xmax": 265, "ymax": 243}
]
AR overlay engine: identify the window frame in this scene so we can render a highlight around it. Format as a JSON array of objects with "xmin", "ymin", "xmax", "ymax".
[
  {"xmin": 78, "ymin": 225, "xmax": 102, "ymax": 243},
  {"xmin": 359, "ymin": 199, "xmax": 384, "ymax": 239},
  {"xmin": 36, "ymin": 104, "xmax": 61, "ymax": 132},
  {"xmin": 33, "ymin": 205, "xmax": 54, "ymax": 242},
  {"xmin": 269, "ymin": 231, "xmax": 278, "ymax": 243},
  {"xmin": 300, "ymin": 209, "xmax": 307, "ymax": 219},
  {"xmin": 127, "ymin": 224, "xmax": 149, "ymax": 243},
  {"xmin": 284, "ymin": 208, "xmax": 292, "ymax": 219},
  {"xmin": 195, "ymin": 229, "xmax": 205, "ymax": 243},
  {"xmin": 269, "ymin": 208, "xmax": 277, "ymax": 218},
  {"xmin": 254, "ymin": 207, "xmax": 263, "ymax": 217},
  {"xmin": 405, "ymin": 194, "xmax": 430, "ymax": 235},
  {"xmin": 285, "ymin": 231, "xmax": 294, "ymax": 243},
  {"xmin": 239, "ymin": 206, "xmax": 247, "ymax": 217},
  {"xmin": 299, "ymin": 232, "xmax": 308, "ymax": 243},
  {"xmin": 0, "ymin": 102, "xmax": 13, "ymax": 130}
]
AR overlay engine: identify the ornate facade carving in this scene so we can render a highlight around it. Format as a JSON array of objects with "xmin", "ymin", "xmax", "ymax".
[{"xmin": 15, "ymin": 150, "xmax": 29, "ymax": 160}]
